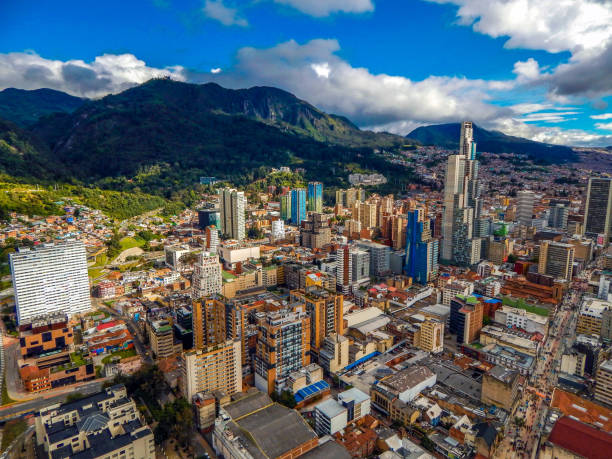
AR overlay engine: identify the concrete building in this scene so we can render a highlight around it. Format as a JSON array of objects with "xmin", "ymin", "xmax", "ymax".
[
  {"xmin": 371, "ymin": 366, "xmax": 437, "ymax": 414},
  {"xmin": 595, "ymin": 360, "xmax": 612, "ymax": 407},
  {"xmin": 538, "ymin": 241, "xmax": 575, "ymax": 282},
  {"xmin": 481, "ymin": 366, "xmax": 519, "ymax": 412},
  {"xmin": 193, "ymin": 297, "xmax": 226, "ymax": 349},
  {"xmin": 517, "ymin": 190, "xmax": 535, "ymax": 227},
  {"xmin": 357, "ymin": 240, "xmax": 391, "ymax": 276},
  {"xmin": 577, "ymin": 297, "xmax": 612, "ymax": 337},
  {"xmin": 164, "ymin": 245, "xmax": 191, "ymax": 271},
  {"xmin": 336, "ymin": 245, "xmax": 353, "ymax": 294},
  {"xmin": 10, "ymin": 240, "xmax": 91, "ymax": 325},
  {"xmin": 548, "ymin": 203, "xmax": 569, "ymax": 230},
  {"xmin": 583, "ymin": 177, "xmax": 612, "ymax": 241},
  {"xmin": 254, "ymin": 307, "xmax": 311, "ymax": 394},
  {"xmin": 301, "ymin": 213, "xmax": 331, "ymax": 249},
  {"xmin": 494, "ymin": 305, "xmax": 549, "ymax": 335},
  {"xmin": 416, "ymin": 319, "xmax": 444, "ymax": 353},
  {"xmin": 315, "ymin": 398, "xmax": 348, "ymax": 435},
  {"xmin": 290, "ymin": 288, "xmax": 344, "ymax": 355},
  {"xmin": 213, "ymin": 390, "xmax": 322, "ymax": 459},
  {"xmin": 449, "ymin": 295, "xmax": 483, "ymax": 344},
  {"xmin": 271, "ymin": 219, "xmax": 285, "ymax": 241},
  {"xmin": 149, "ymin": 319, "xmax": 177, "ymax": 359},
  {"xmin": 180, "ymin": 340, "xmax": 242, "ymax": 400},
  {"xmin": 34, "ymin": 385, "xmax": 155, "ymax": 459},
  {"xmin": 351, "ymin": 248, "xmax": 370, "ymax": 286},
  {"xmin": 192, "ymin": 251, "xmax": 222, "ymax": 299},
  {"xmin": 220, "ymin": 188, "xmax": 246, "ymax": 240},
  {"xmin": 318, "ymin": 333, "xmax": 349, "ymax": 374}
]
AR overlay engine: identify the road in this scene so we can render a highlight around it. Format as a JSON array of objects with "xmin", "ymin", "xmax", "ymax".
[
  {"xmin": 494, "ymin": 286, "xmax": 581, "ymax": 458},
  {"xmin": 0, "ymin": 380, "xmax": 104, "ymax": 421}
]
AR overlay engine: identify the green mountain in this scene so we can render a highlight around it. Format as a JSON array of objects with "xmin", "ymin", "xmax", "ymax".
[
  {"xmin": 0, "ymin": 118, "xmax": 61, "ymax": 179},
  {"xmin": 29, "ymin": 79, "xmax": 408, "ymax": 194},
  {"xmin": 0, "ymin": 88, "xmax": 85, "ymax": 126},
  {"xmin": 407, "ymin": 123, "xmax": 577, "ymax": 162}
]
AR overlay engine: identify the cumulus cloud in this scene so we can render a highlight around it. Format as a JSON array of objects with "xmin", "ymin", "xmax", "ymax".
[
  {"xmin": 274, "ymin": 0, "xmax": 374, "ymax": 17},
  {"xmin": 0, "ymin": 52, "xmax": 186, "ymax": 98},
  {"xmin": 592, "ymin": 113, "xmax": 612, "ymax": 120},
  {"xmin": 429, "ymin": 0, "xmax": 612, "ymax": 98},
  {"xmin": 203, "ymin": 0, "xmax": 248, "ymax": 27},
  {"xmin": 596, "ymin": 122, "xmax": 612, "ymax": 131},
  {"xmin": 208, "ymin": 38, "xmax": 513, "ymax": 128}
]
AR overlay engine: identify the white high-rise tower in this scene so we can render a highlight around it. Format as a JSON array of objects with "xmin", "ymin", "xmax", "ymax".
[
  {"xmin": 192, "ymin": 251, "xmax": 222, "ymax": 299},
  {"xmin": 219, "ymin": 188, "xmax": 246, "ymax": 240},
  {"xmin": 10, "ymin": 240, "xmax": 91, "ymax": 324}
]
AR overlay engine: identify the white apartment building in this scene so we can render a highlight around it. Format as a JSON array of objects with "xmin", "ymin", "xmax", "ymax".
[
  {"xmin": 271, "ymin": 220, "xmax": 285, "ymax": 241},
  {"xmin": 192, "ymin": 252, "xmax": 222, "ymax": 299},
  {"xmin": 220, "ymin": 188, "xmax": 246, "ymax": 240},
  {"xmin": 441, "ymin": 281, "xmax": 474, "ymax": 306},
  {"xmin": 517, "ymin": 190, "xmax": 535, "ymax": 227},
  {"xmin": 10, "ymin": 240, "xmax": 91, "ymax": 325}
]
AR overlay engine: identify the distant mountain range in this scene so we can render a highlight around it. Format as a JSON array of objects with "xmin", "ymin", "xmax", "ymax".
[
  {"xmin": 407, "ymin": 123, "xmax": 577, "ymax": 162},
  {"xmin": 0, "ymin": 88, "xmax": 85, "ymax": 127},
  {"xmin": 0, "ymin": 80, "xmax": 585, "ymax": 196}
]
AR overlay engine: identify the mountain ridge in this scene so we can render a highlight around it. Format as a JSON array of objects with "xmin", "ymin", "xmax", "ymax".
[
  {"xmin": 408, "ymin": 122, "xmax": 577, "ymax": 162},
  {"xmin": 0, "ymin": 87, "xmax": 85, "ymax": 127}
]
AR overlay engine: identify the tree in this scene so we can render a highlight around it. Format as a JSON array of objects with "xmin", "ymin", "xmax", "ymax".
[{"xmin": 179, "ymin": 251, "xmax": 199, "ymax": 267}]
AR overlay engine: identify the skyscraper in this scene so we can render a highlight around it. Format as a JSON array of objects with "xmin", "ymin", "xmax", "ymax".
[
  {"xmin": 336, "ymin": 245, "xmax": 353, "ymax": 294},
  {"xmin": 291, "ymin": 188, "xmax": 306, "ymax": 226},
  {"xmin": 280, "ymin": 193, "xmax": 292, "ymax": 221},
  {"xmin": 584, "ymin": 177, "xmax": 612, "ymax": 241},
  {"xmin": 441, "ymin": 121, "xmax": 481, "ymax": 266},
  {"xmin": 538, "ymin": 241, "xmax": 575, "ymax": 282},
  {"xmin": 192, "ymin": 252, "xmax": 222, "ymax": 299},
  {"xmin": 405, "ymin": 209, "xmax": 439, "ymax": 284},
  {"xmin": 548, "ymin": 203, "xmax": 569, "ymax": 230},
  {"xmin": 10, "ymin": 240, "xmax": 91, "ymax": 325},
  {"xmin": 192, "ymin": 297, "xmax": 226, "ymax": 349},
  {"xmin": 517, "ymin": 190, "xmax": 535, "ymax": 227},
  {"xmin": 307, "ymin": 182, "xmax": 323, "ymax": 213},
  {"xmin": 219, "ymin": 188, "xmax": 246, "ymax": 240}
]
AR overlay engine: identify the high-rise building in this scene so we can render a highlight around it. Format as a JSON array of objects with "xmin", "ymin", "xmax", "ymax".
[
  {"xmin": 307, "ymin": 182, "xmax": 323, "ymax": 213},
  {"xmin": 336, "ymin": 245, "xmax": 353, "ymax": 294},
  {"xmin": 291, "ymin": 188, "xmax": 307, "ymax": 226},
  {"xmin": 538, "ymin": 241, "xmax": 575, "ymax": 282},
  {"xmin": 405, "ymin": 209, "xmax": 439, "ymax": 284},
  {"xmin": 290, "ymin": 288, "xmax": 344, "ymax": 355},
  {"xmin": 180, "ymin": 340, "xmax": 242, "ymax": 400},
  {"xmin": 356, "ymin": 240, "xmax": 391, "ymax": 276},
  {"xmin": 358, "ymin": 201, "xmax": 377, "ymax": 229},
  {"xmin": 351, "ymin": 249, "xmax": 370, "ymax": 285},
  {"xmin": 336, "ymin": 188, "xmax": 365, "ymax": 208},
  {"xmin": 548, "ymin": 203, "xmax": 569, "ymax": 230},
  {"xmin": 10, "ymin": 240, "xmax": 91, "ymax": 325},
  {"xmin": 204, "ymin": 226, "xmax": 219, "ymax": 252},
  {"xmin": 271, "ymin": 219, "xmax": 285, "ymax": 241},
  {"xmin": 198, "ymin": 209, "xmax": 220, "ymax": 231},
  {"xmin": 517, "ymin": 190, "xmax": 535, "ymax": 227},
  {"xmin": 416, "ymin": 319, "xmax": 444, "ymax": 353},
  {"xmin": 192, "ymin": 252, "xmax": 222, "ymax": 299},
  {"xmin": 584, "ymin": 177, "xmax": 612, "ymax": 241},
  {"xmin": 254, "ymin": 307, "xmax": 311, "ymax": 394},
  {"xmin": 219, "ymin": 188, "xmax": 246, "ymax": 240},
  {"xmin": 595, "ymin": 360, "xmax": 612, "ymax": 407},
  {"xmin": 449, "ymin": 296, "xmax": 483, "ymax": 344},
  {"xmin": 301, "ymin": 213, "xmax": 332, "ymax": 249},
  {"xmin": 441, "ymin": 121, "xmax": 481, "ymax": 266},
  {"xmin": 280, "ymin": 193, "xmax": 292, "ymax": 221},
  {"xmin": 193, "ymin": 297, "xmax": 226, "ymax": 349}
]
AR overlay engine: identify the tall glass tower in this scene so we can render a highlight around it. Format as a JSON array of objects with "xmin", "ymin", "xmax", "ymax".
[
  {"xmin": 307, "ymin": 182, "xmax": 323, "ymax": 213},
  {"xmin": 291, "ymin": 189, "xmax": 306, "ymax": 226}
]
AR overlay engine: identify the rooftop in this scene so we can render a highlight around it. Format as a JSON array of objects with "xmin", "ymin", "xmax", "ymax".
[
  {"xmin": 315, "ymin": 398, "xmax": 347, "ymax": 419},
  {"xmin": 379, "ymin": 366, "xmax": 436, "ymax": 394},
  {"xmin": 547, "ymin": 416, "xmax": 612, "ymax": 459},
  {"xmin": 550, "ymin": 388, "xmax": 612, "ymax": 433}
]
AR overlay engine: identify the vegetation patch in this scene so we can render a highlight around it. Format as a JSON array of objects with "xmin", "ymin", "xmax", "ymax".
[{"xmin": 0, "ymin": 419, "xmax": 27, "ymax": 451}]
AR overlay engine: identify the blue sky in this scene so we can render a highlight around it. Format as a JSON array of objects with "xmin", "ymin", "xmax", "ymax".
[{"xmin": 1, "ymin": 0, "xmax": 612, "ymax": 146}]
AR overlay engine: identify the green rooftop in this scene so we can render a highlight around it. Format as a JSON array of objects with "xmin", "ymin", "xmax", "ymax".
[
  {"xmin": 222, "ymin": 270, "xmax": 237, "ymax": 280},
  {"xmin": 502, "ymin": 296, "xmax": 549, "ymax": 317}
]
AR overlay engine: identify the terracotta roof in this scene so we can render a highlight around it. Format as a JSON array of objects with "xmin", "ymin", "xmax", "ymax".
[
  {"xmin": 550, "ymin": 388, "xmax": 612, "ymax": 433},
  {"xmin": 548, "ymin": 416, "xmax": 612, "ymax": 459}
]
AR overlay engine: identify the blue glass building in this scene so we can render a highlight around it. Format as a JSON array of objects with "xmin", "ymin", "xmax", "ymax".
[
  {"xmin": 307, "ymin": 182, "xmax": 323, "ymax": 213},
  {"xmin": 405, "ymin": 210, "xmax": 439, "ymax": 284},
  {"xmin": 291, "ymin": 189, "xmax": 306, "ymax": 226}
]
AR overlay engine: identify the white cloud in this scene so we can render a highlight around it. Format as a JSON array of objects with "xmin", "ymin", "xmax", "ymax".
[
  {"xmin": 211, "ymin": 38, "xmax": 513, "ymax": 128},
  {"xmin": 428, "ymin": 0, "xmax": 612, "ymax": 54},
  {"xmin": 210, "ymin": 67, "xmax": 222, "ymax": 74},
  {"xmin": 595, "ymin": 122, "xmax": 612, "ymax": 131},
  {"xmin": 203, "ymin": 0, "xmax": 248, "ymax": 27},
  {"xmin": 513, "ymin": 58, "xmax": 542, "ymax": 83},
  {"xmin": 592, "ymin": 113, "xmax": 612, "ymax": 120},
  {"xmin": 519, "ymin": 111, "xmax": 580, "ymax": 123},
  {"xmin": 0, "ymin": 52, "xmax": 186, "ymax": 98},
  {"xmin": 274, "ymin": 0, "xmax": 374, "ymax": 17},
  {"xmin": 429, "ymin": 0, "xmax": 612, "ymax": 98}
]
